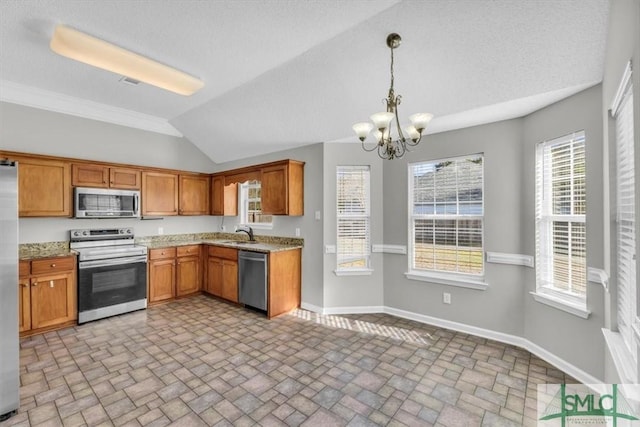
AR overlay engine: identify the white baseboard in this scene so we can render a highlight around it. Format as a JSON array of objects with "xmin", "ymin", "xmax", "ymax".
[
  {"xmin": 300, "ymin": 302, "xmax": 323, "ymax": 313},
  {"xmin": 305, "ymin": 303, "xmax": 602, "ymax": 385},
  {"xmin": 323, "ymin": 305, "xmax": 385, "ymax": 315}
]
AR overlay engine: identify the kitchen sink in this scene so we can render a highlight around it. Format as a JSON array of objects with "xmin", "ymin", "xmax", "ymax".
[{"xmin": 219, "ymin": 240, "xmax": 260, "ymax": 245}]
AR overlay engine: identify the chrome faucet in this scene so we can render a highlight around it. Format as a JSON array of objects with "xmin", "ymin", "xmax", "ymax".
[{"xmin": 236, "ymin": 226, "xmax": 255, "ymax": 241}]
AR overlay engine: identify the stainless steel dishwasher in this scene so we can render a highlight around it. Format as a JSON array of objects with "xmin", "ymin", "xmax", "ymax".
[{"xmin": 238, "ymin": 251, "xmax": 268, "ymax": 311}]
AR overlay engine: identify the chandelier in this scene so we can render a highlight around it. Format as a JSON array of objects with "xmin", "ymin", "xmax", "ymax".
[{"xmin": 352, "ymin": 33, "xmax": 433, "ymax": 160}]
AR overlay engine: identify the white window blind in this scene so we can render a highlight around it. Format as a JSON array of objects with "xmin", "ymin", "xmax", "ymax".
[
  {"xmin": 337, "ymin": 166, "xmax": 371, "ymax": 270},
  {"xmin": 409, "ymin": 155, "xmax": 484, "ymax": 276},
  {"xmin": 240, "ymin": 180, "xmax": 272, "ymax": 226},
  {"xmin": 535, "ymin": 131, "xmax": 587, "ymax": 301},
  {"xmin": 613, "ymin": 71, "xmax": 636, "ymax": 361}
]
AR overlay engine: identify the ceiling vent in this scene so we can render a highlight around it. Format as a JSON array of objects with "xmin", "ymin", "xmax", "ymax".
[{"xmin": 119, "ymin": 76, "xmax": 140, "ymax": 86}]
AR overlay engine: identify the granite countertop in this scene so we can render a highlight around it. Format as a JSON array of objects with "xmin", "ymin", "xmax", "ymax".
[
  {"xmin": 19, "ymin": 242, "xmax": 77, "ymax": 261},
  {"xmin": 141, "ymin": 239, "xmax": 302, "ymax": 253},
  {"xmin": 19, "ymin": 233, "xmax": 304, "ymax": 260}
]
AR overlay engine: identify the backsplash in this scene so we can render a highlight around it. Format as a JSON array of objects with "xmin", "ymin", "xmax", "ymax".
[{"xmin": 136, "ymin": 232, "xmax": 304, "ymax": 247}]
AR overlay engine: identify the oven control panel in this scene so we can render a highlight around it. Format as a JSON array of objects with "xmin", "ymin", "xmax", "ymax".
[{"xmin": 70, "ymin": 227, "xmax": 134, "ymax": 241}]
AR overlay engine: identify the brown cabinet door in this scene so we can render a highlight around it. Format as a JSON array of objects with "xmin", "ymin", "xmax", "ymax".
[
  {"xmin": 176, "ymin": 256, "xmax": 200, "ymax": 296},
  {"xmin": 179, "ymin": 174, "xmax": 209, "ymax": 215},
  {"xmin": 72, "ymin": 164, "xmax": 109, "ymax": 188},
  {"xmin": 19, "ymin": 278, "xmax": 31, "ymax": 333},
  {"xmin": 206, "ymin": 257, "xmax": 223, "ymax": 297},
  {"xmin": 142, "ymin": 172, "xmax": 178, "ymax": 216},
  {"xmin": 211, "ymin": 175, "xmax": 238, "ymax": 216},
  {"xmin": 17, "ymin": 157, "xmax": 71, "ymax": 217},
  {"xmin": 149, "ymin": 258, "xmax": 176, "ymax": 302},
  {"xmin": 261, "ymin": 165, "xmax": 288, "ymax": 215},
  {"xmin": 211, "ymin": 175, "xmax": 224, "ymax": 215},
  {"xmin": 30, "ymin": 272, "xmax": 76, "ymax": 329},
  {"xmin": 221, "ymin": 260, "xmax": 238, "ymax": 303},
  {"xmin": 110, "ymin": 167, "xmax": 141, "ymax": 189}
]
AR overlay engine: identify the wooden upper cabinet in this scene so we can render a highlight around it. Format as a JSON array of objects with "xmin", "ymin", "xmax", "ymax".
[
  {"xmin": 210, "ymin": 174, "xmax": 237, "ymax": 216},
  {"xmin": 110, "ymin": 167, "xmax": 141, "ymax": 189},
  {"xmin": 72, "ymin": 164, "xmax": 140, "ymax": 189},
  {"xmin": 261, "ymin": 160, "xmax": 304, "ymax": 216},
  {"xmin": 142, "ymin": 171, "xmax": 179, "ymax": 216},
  {"xmin": 179, "ymin": 174, "xmax": 209, "ymax": 215},
  {"xmin": 72, "ymin": 164, "xmax": 109, "ymax": 188},
  {"xmin": 16, "ymin": 157, "xmax": 71, "ymax": 217}
]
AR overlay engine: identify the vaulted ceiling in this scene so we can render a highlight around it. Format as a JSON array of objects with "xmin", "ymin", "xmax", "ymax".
[{"xmin": 0, "ymin": 0, "xmax": 609, "ymax": 163}]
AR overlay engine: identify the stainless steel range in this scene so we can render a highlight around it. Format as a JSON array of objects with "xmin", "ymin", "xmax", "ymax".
[{"xmin": 70, "ymin": 227, "xmax": 147, "ymax": 324}]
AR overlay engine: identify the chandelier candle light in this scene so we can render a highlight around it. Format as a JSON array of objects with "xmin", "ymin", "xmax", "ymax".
[{"xmin": 352, "ymin": 33, "xmax": 433, "ymax": 160}]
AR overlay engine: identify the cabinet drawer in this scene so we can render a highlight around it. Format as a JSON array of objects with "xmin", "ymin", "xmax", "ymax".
[
  {"xmin": 177, "ymin": 245, "xmax": 200, "ymax": 257},
  {"xmin": 208, "ymin": 246, "xmax": 238, "ymax": 260},
  {"xmin": 149, "ymin": 247, "xmax": 176, "ymax": 260},
  {"xmin": 31, "ymin": 256, "xmax": 75, "ymax": 275},
  {"xmin": 19, "ymin": 261, "xmax": 30, "ymax": 278}
]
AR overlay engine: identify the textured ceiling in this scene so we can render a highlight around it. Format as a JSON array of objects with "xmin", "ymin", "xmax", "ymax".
[{"xmin": 0, "ymin": 0, "xmax": 609, "ymax": 163}]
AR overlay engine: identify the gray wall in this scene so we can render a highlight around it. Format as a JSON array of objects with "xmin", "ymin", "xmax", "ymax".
[
  {"xmin": 600, "ymin": 0, "xmax": 640, "ymax": 381},
  {"xmin": 0, "ymin": 102, "xmax": 215, "ymax": 172},
  {"xmin": 381, "ymin": 84, "xmax": 605, "ymax": 379},
  {"xmin": 521, "ymin": 84, "xmax": 605, "ymax": 379},
  {"xmin": 322, "ymin": 143, "xmax": 384, "ymax": 309},
  {"xmin": 382, "ymin": 118, "xmax": 526, "ymax": 337},
  {"xmin": 0, "ymin": 101, "xmax": 221, "ymax": 243}
]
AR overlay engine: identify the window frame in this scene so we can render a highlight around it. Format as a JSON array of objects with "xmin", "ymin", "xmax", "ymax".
[
  {"xmin": 335, "ymin": 165, "xmax": 372, "ymax": 275},
  {"xmin": 534, "ymin": 130, "xmax": 589, "ymax": 316},
  {"xmin": 239, "ymin": 180, "xmax": 273, "ymax": 230},
  {"xmin": 406, "ymin": 154, "xmax": 486, "ymax": 289}
]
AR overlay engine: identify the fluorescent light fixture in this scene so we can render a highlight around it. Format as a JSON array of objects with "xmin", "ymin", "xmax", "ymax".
[{"xmin": 50, "ymin": 25, "xmax": 204, "ymax": 96}]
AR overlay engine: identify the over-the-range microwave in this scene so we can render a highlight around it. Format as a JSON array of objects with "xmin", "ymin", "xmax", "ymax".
[{"xmin": 74, "ymin": 187, "xmax": 140, "ymax": 219}]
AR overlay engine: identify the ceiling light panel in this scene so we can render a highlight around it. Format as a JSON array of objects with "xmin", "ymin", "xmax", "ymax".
[{"xmin": 50, "ymin": 25, "xmax": 204, "ymax": 96}]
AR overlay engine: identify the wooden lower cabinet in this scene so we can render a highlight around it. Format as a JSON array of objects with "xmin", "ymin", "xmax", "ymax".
[
  {"xmin": 267, "ymin": 249, "xmax": 302, "ymax": 318},
  {"xmin": 148, "ymin": 247, "xmax": 176, "ymax": 303},
  {"xmin": 176, "ymin": 245, "xmax": 201, "ymax": 296},
  {"xmin": 149, "ymin": 246, "xmax": 202, "ymax": 303},
  {"xmin": 19, "ymin": 256, "xmax": 77, "ymax": 336},
  {"xmin": 205, "ymin": 246, "xmax": 238, "ymax": 303}
]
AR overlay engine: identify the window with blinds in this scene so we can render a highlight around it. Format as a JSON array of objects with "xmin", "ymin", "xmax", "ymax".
[
  {"xmin": 337, "ymin": 166, "xmax": 371, "ymax": 271},
  {"xmin": 409, "ymin": 155, "xmax": 484, "ymax": 276},
  {"xmin": 612, "ymin": 68, "xmax": 636, "ymax": 361},
  {"xmin": 240, "ymin": 180, "xmax": 272, "ymax": 226},
  {"xmin": 535, "ymin": 131, "xmax": 587, "ymax": 302}
]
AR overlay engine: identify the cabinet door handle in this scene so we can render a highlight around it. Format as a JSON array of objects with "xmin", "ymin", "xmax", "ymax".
[
  {"xmin": 51, "ymin": 263, "xmax": 56, "ymax": 267},
  {"xmin": 49, "ymin": 280, "xmax": 54, "ymax": 288},
  {"xmin": 21, "ymin": 283, "xmax": 28, "ymax": 288},
  {"xmin": 32, "ymin": 282, "xmax": 37, "ymax": 287}
]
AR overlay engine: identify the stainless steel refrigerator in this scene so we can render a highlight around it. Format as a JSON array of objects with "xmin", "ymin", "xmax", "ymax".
[{"xmin": 0, "ymin": 160, "xmax": 19, "ymax": 421}]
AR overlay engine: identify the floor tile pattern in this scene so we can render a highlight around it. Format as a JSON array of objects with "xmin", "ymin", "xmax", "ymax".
[{"xmin": 2, "ymin": 295, "xmax": 576, "ymax": 426}]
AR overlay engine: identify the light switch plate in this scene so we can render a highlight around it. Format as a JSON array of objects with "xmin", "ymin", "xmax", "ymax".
[
  {"xmin": 315, "ymin": 210, "xmax": 321, "ymax": 220},
  {"xmin": 325, "ymin": 245, "xmax": 336, "ymax": 254}
]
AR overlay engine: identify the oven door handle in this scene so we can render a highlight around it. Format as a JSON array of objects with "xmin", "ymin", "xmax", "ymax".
[{"xmin": 79, "ymin": 256, "xmax": 147, "ymax": 269}]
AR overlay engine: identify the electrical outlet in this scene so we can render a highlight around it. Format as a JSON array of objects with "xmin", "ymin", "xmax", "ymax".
[
  {"xmin": 443, "ymin": 292, "xmax": 451, "ymax": 304},
  {"xmin": 315, "ymin": 210, "xmax": 321, "ymax": 220},
  {"xmin": 295, "ymin": 228, "xmax": 301, "ymax": 237},
  {"xmin": 158, "ymin": 227, "xmax": 164, "ymax": 235}
]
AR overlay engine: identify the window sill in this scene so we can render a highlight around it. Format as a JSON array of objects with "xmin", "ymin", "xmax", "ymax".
[
  {"xmin": 240, "ymin": 223, "xmax": 273, "ymax": 230},
  {"xmin": 334, "ymin": 269, "xmax": 374, "ymax": 276},
  {"xmin": 404, "ymin": 271, "xmax": 488, "ymax": 290},
  {"xmin": 602, "ymin": 328, "xmax": 637, "ymax": 384},
  {"xmin": 530, "ymin": 291, "xmax": 590, "ymax": 319}
]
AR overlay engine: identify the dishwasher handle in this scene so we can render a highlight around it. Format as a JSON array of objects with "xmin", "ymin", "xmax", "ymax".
[{"xmin": 238, "ymin": 251, "xmax": 267, "ymax": 262}]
